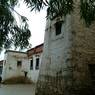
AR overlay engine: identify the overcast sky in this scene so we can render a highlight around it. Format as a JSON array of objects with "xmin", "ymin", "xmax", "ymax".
[
  {"xmin": 15, "ymin": 0, "xmax": 47, "ymax": 47},
  {"xmin": 0, "ymin": 0, "xmax": 47, "ymax": 60}
]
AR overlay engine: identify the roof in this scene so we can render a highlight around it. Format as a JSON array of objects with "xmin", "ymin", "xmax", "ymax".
[
  {"xmin": 5, "ymin": 50, "xmax": 27, "ymax": 54},
  {"xmin": 27, "ymin": 43, "xmax": 43, "ymax": 52},
  {"xmin": 27, "ymin": 43, "xmax": 43, "ymax": 57},
  {"xmin": 4, "ymin": 43, "xmax": 44, "ymax": 58}
]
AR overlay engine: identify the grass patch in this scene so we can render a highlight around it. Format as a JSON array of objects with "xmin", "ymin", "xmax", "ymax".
[{"xmin": 2, "ymin": 76, "xmax": 33, "ymax": 84}]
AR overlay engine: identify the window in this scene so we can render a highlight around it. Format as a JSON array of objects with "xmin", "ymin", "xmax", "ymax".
[
  {"xmin": 0, "ymin": 66, "xmax": 2, "ymax": 74},
  {"xmin": 35, "ymin": 58, "xmax": 39, "ymax": 70},
  {"xmin": 30, "ymin": 59, "xmax": 33, "ymax": 70},
  {"xmin": 88, "ymin": 64, "xmax": 95, "ymax": 84},
  {"xmin": 55, "ymin": 21, "xmax": 62, "ymax": 35},
  {"xmin": 17, "ymin": 61, "xmax": 22, "ymax": 67},
  {"xmin": 4, "ymin": 60, "xmax": 6, "ymax": 65}
]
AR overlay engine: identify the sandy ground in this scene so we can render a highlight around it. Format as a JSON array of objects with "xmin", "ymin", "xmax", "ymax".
[{"xmin": 0, "ymin": 84, "xmax": 35, "ymax": 95}]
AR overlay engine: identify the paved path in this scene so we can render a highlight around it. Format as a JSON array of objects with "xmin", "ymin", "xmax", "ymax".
[{"xmin": 0, "ymin": 84, "xmax": 35, "ymax": 95}]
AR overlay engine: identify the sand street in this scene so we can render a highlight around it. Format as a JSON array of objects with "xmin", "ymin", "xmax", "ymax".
[{"xmin": 0, "ymin": 84, "xmax": 35, "ymax": 95}]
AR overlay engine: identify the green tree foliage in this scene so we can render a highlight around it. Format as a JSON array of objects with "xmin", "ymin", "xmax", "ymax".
[
  {"xmin": 47, "ymin": 0, "xmax": 73, "ymax": 20},
  {"xmin": 80, "ymin": 0, "xmax": 95, "ymax": 26},
  {"xmin": 0, "ymin": 0, "xmax": 31, "ymax": 51},
  {"xmin": 24, "ymin": 0, "xmax": 95, "ymax": 25}
]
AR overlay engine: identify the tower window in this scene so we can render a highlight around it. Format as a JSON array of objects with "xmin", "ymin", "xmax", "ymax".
[
  {"xmin": 55, "ymin": 21, "xmax": 62, "ymax": 35},
  {"xmin": 17, "ymin": 61, "xmax": 22, "ymax": 67}
]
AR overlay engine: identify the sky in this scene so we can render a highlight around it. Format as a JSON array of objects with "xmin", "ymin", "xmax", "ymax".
[
  {"xmin": 0, "ymin": 0, "xmax": 47, "ymax": 60},
  {"xmin": 15, "ymin": 0, "xmax": 47, "ymax": 47}
]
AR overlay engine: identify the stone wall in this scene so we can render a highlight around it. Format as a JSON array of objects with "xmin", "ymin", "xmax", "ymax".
[{"xmin": 70, "ymin": 1, "xmax": 95, "ymax": 94}]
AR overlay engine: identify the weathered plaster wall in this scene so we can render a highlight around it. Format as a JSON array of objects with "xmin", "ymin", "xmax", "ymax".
[
  {"xmin": 2, "ymin": 45, "xmax": 43, "ymax": 83},
  {"xmin": 35, "ymin": 15, "xmax": 73, "ymax": 95},
  {"xmin": 2, "ymin": 51, "xmax": 29, "ymax": 80},
  {"xmin": 28, "ymin": 53, "xmax": 42, "ymax": 83}
]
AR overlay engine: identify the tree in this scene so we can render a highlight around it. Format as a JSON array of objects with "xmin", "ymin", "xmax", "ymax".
[
  {"xmin": 0, "ymin": 0, "xmax": 31, "ymax": 51},
  {"xmin": 1, "ymin": 0, "xmax": 95, "ymax": 51},
  {"xmin": 24, "ymin": 0, "xmax": 95, "ymax": 26}
]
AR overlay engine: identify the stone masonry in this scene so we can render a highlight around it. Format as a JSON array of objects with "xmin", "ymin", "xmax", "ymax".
[{"xmin": 35, "ymin": 0, "xmax": 95, "ymax": 95}]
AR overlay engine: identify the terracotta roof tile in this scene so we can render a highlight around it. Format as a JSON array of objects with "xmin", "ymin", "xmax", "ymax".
[{"xmin": 27, "ymin": 43, "xmax": 43, "ymax": 57}]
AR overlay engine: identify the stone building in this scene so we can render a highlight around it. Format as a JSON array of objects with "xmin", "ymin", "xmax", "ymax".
[
  {"xmin": 35, "ymin": 1, "xmax": 95, "ymax": 95},
  {"xmin": 2, "ymin": 44, "xmax": 43, "ymax": 83}
]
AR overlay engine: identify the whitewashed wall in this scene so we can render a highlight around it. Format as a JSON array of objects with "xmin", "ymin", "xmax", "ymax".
[
  {"xmin": 2, "ymin": 50, "xmax": 43, "ymax": 83},
  {"xmin": 35, "ymin": 15, "xmax": 74, "ymax": 95},
  {"xmin": 2, "ymin": 51, "xmax": 29, "ymax": 81},
  {"xmin": 28, "ymin": 53, "xmax": 42, "ymax": 83},
  {"xmin": 39, "ymin": 15, "xmax": 72, "ymax": 76}
]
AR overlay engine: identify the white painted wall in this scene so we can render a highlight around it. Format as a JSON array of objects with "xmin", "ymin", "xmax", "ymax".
[
  {"xmin": 39, "ymin": 15, "xmax": 73, "ymax": 78},
  {"xmin": 28, "ymin": 53, "xmax": 42, "ymax": 83},
  {"xmin": 2, "ymin": 50, "xmax": 43, "ymax": 83},
  {"xmin": 2, "ymin": 51, "xmax": 29, "ymax": 81}
]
